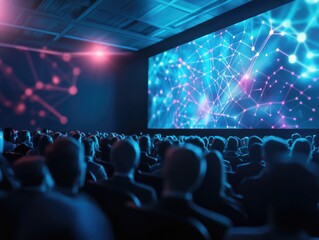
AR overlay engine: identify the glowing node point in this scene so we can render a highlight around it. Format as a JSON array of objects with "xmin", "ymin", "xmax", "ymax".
[
  {"xmin": 308, "ymin": 66, "xmax": 316, "ymax": 72},
  {"xmin": 307, "ymin": 52, "xmax": 314, "ymax": 59},
  {"xmin": 30, "ymin": 120, "xmax": 36, "ymax": 126},
  {"xmin": 25, "ymin": 88, "xmax": 33, "ymax": 97},
  {"xmin": 5, "ymin": 67, "xmax": 12, "ymax": 74},
  {"xmin": 73, "ymin": 67, "xmax": 81, "ymax": 76},
  {"xmin": 288, "ymin": 54, "xmax": 297, "ymax": 64},
  {"xmin": 35, "ymin": 82, "xmax": 44, "ymax": 89},
  {"xmin": 68, "ymin": 86, "xmax": 78, "ymax": 95},
  {"xmin": 39, "ymin": 110, "xmax": 46, "ymax": 118},
  {"xmin": 52, "ymin": 75, "xmax": 60, "ymax": 85},
  {"xmin": 62, "ymin": 53, "xmax": 72, "ymax": 62},
  {"xmin": 283, "ymin": 20, "xmax": 291, "ymax": 27},
  {"xmin": 15, "ymin": 103, "xmax": 26, "ymax": 115},
  {"xmin": 297, "ymin": 32, "xmax": 306, "ymax": 43},
  {"xmin": 60, "ymin": 117, "xmax": 68, "ymax": 125}
]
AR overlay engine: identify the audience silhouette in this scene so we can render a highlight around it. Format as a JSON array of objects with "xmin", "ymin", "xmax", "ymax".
[
  {"xmin": 1, "ymin": 128, "xmax": 319, "ymax": 239},
  {"xmin": 101, "ymin": 139, "xmax": 157, "ymax": 205},
  {"xmin": 149, "ymin": 144, "xmax": 232, "ymax": 240}
]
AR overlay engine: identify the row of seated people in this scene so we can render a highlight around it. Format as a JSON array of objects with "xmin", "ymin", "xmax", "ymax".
[{"xmin": 1, "ymin": 128, "xmax": 319, "ymax": 239}]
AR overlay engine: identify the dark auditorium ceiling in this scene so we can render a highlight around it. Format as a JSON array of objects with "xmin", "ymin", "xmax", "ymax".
[{"xmin": 0, "ymin": 0, "xmax": 251, "ymax": 52}]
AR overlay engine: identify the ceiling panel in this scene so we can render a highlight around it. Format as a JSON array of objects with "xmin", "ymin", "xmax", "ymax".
[{"xmin": 0, "ymin": 0, "xmax": 252, "ymax": 52}]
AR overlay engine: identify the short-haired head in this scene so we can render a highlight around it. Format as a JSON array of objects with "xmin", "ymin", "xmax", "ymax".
[
  {"xmin": 262, "ymin": 136, "xmax": 289, "ymax": 165},
  {"xmin": 82, "ymin": 137, "xmax": 95, "ymax": 158},
  {"xmin": 111, "ymin": 139, "xmax": 140, "ymax": 174},
  {"xmin": 38, "ymin": 134, "xmax": 53, "ymax": 156},
  {"xmin": 248, "ymin": 143, "xmax": 263, "ymax": 162},
  {"xmin": 185, "ymin": 136, "xmax": 205, "ymax": 152},
  {"xmin": 18, "ymin": 130, "xmax": 31, "ymax": 143},
  {"xmin": 46, "ymin": 138, "xmax": 86, "ymax": 192},
  {"xmin": 210, "ymin": 136, "xmax": 225, "ymax": 153},
  {"xmin": 13, "ymin": 155, "xmax": 53, "ymax": 189},
  {"xmin": 163, "ymin": 144, "xmax": 206, "ymax": 193},
  {"xmin": 157, "ymin": 140, "xmax": 172, "ymax": 158},
  {"xmin": 195, "ymin": 150, "xmax": 226, "ymax": 198},
  {"xmin": 226, "ymin": 136, "xmax": 239, "ymax": 151},
  {"xmin": 291, "ymin": 138, "xmax": 312, "ymax": 162},
  {"xmin": 248, "ymin": 135, "xmax": 262, "ymax": 148}
]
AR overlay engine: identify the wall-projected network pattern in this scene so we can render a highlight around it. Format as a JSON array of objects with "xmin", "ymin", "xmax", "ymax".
[
  {"xmin": 0, "ymin": 49, "xmax": 81, "ymax": 127},
  {"xmin": 148, "ymin": 0, "xmax": 319, "ymax": 129}
]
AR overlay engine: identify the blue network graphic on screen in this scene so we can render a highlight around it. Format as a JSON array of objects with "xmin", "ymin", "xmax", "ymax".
[{"xmin": 148, "ymin": 0, "xmax": 319, "ymax": 129}]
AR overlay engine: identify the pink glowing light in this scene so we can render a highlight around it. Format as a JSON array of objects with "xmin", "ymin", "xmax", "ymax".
[
  {"xmin": 15, "ymin": 103, "xmax": 26, "ymax": 114},
  {"xmin": 73, "ymin": 67, "xmax": 81, "ymax": 76},
  {"xmin": 5, "ymin": 67, "xmax": 12, "ymax": 74},
  {"xmin": 35, "ymin": 82, "xmax": 44, "ymax": 89},
  {"xmin": 60, "ymin": 117, "xmax": 68, "ymax": 125},
  {"xmin": 68, "ymin": 86, "xmax": 78, "ymax": 95},
  {"xmin": 30, "ymin": 119, "xmax": 36, "ymax": 126},
  {"xmin": 4, "ymin": 101, "xmax": 12, "ymax": 107},
  {"xmin": 62, "ymin": 53, "xmax": 72, "ymax": 62},
  {"xmin": 52, "ymin": 75, "xmax": 60, "ymax": 85},
  {"xmin": 38, "ymin": 110, "xmax": 46, "ymax": 117},
  {"xmin": 95, "ymin": 51, "xmax": 105, "ymax": 57},
  {"xmin": 24, "ymin": 88, "xmax": 33, "ymax": 97}
]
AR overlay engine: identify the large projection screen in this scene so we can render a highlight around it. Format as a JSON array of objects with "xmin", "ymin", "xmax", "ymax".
[{"xmin": 148, "ymin": 0, "xmax": 319, "ymax": 129}]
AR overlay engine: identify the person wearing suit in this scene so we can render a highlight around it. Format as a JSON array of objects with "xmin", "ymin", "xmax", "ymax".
[
  {"xmin": 14, "ymin": 130, "xmax": 33, "ymax": 156},
  {"xmin": 100, "ymin": 139, "xmax": 157, "ymax": 205},
  {"xmin": 45, "ymin": 137, "xmax": 87, "ymax": 196},
  {"xmin": 194, "ymin": 150, "xmax": 248, "ymax": 226},
  {"xmin": 139, "ymin": 135, "xmax": 157, "ymax": 166},
  {"xmin": 239, "ymin": 136, "xmax": 290, "ymax": 226},
  {"xmin": 227, "ymin": 162, "xmax": 319, "ymax": 240},
  {"xmin": 0, "ymin": 155, "xmax": 113, "ymax": 240},
  {"xmin": 234, "ymin": 143, "xmax": 264, "ymax": 191},
  {"xmin": 149, "ymin": 144, "xmax": 232, "ymax": 240}
]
